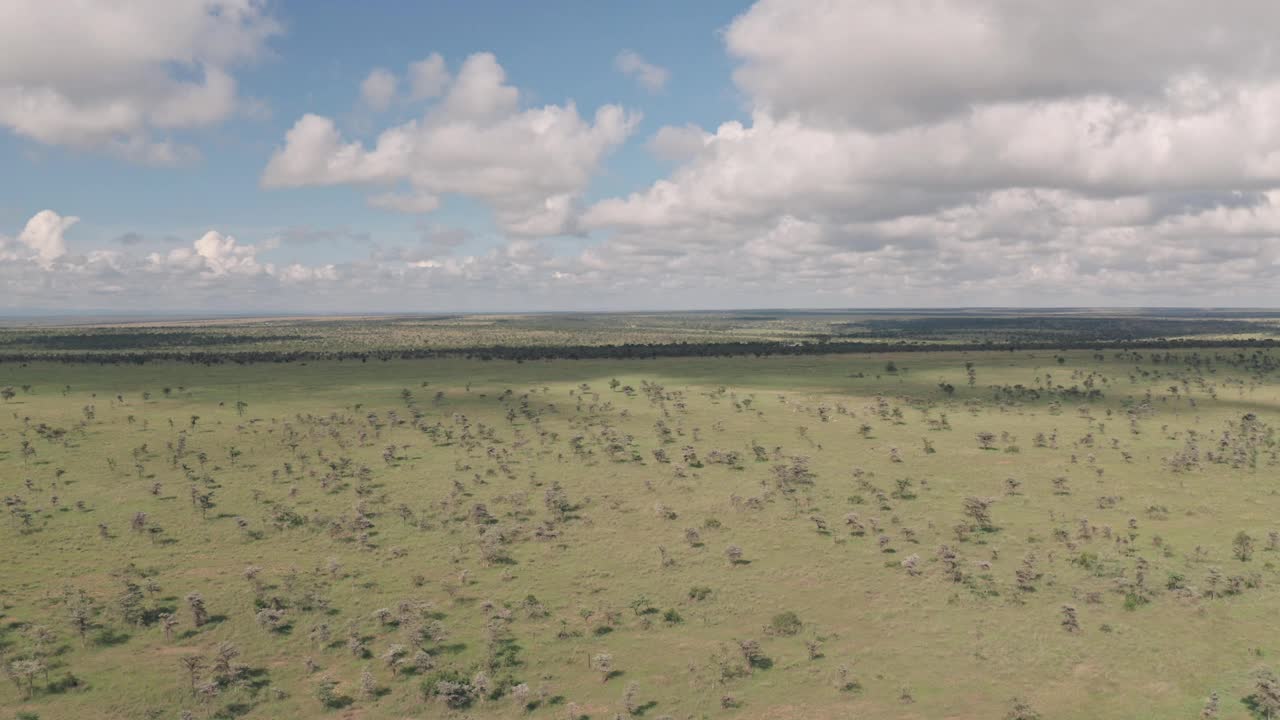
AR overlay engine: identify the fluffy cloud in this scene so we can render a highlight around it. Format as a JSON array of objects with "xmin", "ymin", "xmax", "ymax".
[
  {"xmin": 571, "ymin": 0, "xmax": 1280, "ymax": 305},
  {"xmin": 408, "ymin": 54, "xmax": 451, "ymax": 100},
  {"xmin": 5, "ymin": 195, "xmax": 1280, "ymax": 312},
  {"xmin": 0, "ymin": 0, "xmax": 279, "ymax": 163},
  {"xmin": 17, "ymin": 210, "xmax": 79, "ymax": 267},
  {"xmin": 11, "ymin": 1, "xmax": 1280, "ymax": 310},
  {"xmin": 585, "ymin": 88, "xmax": 1280, "ymax": 232},
  {"xmin": 2, "ymin": 212, "xmax": 361, "ymax": 310},
  {"xmin": 646, "ymin": 124, "xmax": 708, "ymax": 162},
  {"xmin": 262, "ymin": 53, "xmax": 639, "ymax": 236},
  {"xmin": 615, "ymin": 51, "xmax": 669, "ymax": 93},
  {"xmin": 572, "ymin": 192, "xmax": 1280, "ymax": 307},
  {"xmin": 360, "ymin": 69, "xmax": 399, "ymax": 112},
  {"xmin": 726, "ymin": 0, "xmax": 1280, "ymax": 130},
  {"xmin": 148, "ymin": 231, "xmax": 268, "ymax": 278}
]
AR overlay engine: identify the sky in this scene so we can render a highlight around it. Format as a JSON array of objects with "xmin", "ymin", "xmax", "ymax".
[{"xmin": 4, "ymin": 0, "xmax": 1280, "ymax": 313}]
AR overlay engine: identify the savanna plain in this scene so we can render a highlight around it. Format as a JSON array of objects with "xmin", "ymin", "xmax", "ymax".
[{"xmin": 2, "ymin": 311, "xmax": 1280, "ymax": 720}]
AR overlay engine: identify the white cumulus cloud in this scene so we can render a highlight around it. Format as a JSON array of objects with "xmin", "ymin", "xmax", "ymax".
[
  {"xmin": 572, "ymin": 0, "xmax": 1280, "ymax": 306},
  {"xmin": 408, "ymin": 54, "xmax": 451, "ymax": 100},
  {"xmin": 0, "ymin": 0, "xmax": 279, "ymax": 163},
  {"xmin": 262, "ymin": 53, "xmax": 639, "ymax": 236},
  {"xmin": 15, "ymin": 210, "xmax": 78, "ymax": 267},
  {"xmin": 360, "ymin": 68, "xmax": 399, "ymax": 112}
]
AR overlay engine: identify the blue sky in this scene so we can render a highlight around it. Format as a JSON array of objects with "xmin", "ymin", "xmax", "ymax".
[
  {"xmin": 2, "ymin": 1, "xmax": 747, "ymax": 264},
  {"xmin": 3, "ymin": 1, "xmax": 1280, "ymax": 312}
]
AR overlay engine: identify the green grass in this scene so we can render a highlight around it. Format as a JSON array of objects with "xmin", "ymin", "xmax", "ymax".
[{"xmin": 1, "ymin": 349, "xmax": 1278, "ymax": 719}]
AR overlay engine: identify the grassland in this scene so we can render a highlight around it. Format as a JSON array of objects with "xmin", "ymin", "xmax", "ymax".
[
  {"xmin": 2, "ymin": 332, "xmax": 1280, "ymax": 718},
  {"xmin": 1, "ymin": 308, "xmax": 1278, "ymax": 359}
]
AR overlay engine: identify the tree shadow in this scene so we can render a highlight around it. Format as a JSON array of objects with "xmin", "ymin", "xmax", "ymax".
[
  {"xmin": 323, "ymin": 694, "xmax": 354, "ymax": 709},
  {"xmin": 240, "ymin": 667, "xmax": 273, "ymax": 693},
  {"xmin": 46, "ymin": 672, "xmax": 83, "ymax": 694},
  {"xmin": 93, "ymin": 628, "xmax": 131, "ymax": 646},
  {"xmin": 1242, "ymin": 694, "xmax": 1277, "ymax": 719},
  {"xmin": 214, "ymin": 701, "xmax": 257, "ymax": 718},
  {"xmin": 142, "ymin": 606, "xmax": 177, "ymax": 625}
]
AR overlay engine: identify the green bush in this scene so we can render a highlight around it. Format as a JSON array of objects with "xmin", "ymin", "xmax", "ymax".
[{"xmin": 769, "ymin": 611, "xmax": 803, "ymax": 636}]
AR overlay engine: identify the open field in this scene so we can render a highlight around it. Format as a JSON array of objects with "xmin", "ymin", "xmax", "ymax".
[{"xmin": 2, "ymin": 331, "xmax": 1280, "ymax": 718}]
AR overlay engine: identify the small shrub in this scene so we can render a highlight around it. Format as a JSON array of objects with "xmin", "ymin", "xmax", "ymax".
[
  {"xmin": 421, "ymin": 668, "xmax": 475, "ymax": 709},
  {"xmin": 1123, "ymin": 592, "xmax": 1149, "ymax": 611},
  {"xmin": 688, "ymin": 585, "xmax": 712, "ymax": 601},
  {"xmin": 768, "ymin": 611, "xmax": 803, "ymax": 636}
]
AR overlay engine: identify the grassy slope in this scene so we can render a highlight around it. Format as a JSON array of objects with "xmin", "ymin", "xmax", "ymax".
[{"xmin": 1, "ymin": 350, "xmax": 1278, "ymax": 719}]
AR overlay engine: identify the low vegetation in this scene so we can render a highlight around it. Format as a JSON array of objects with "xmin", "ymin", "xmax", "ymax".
[{"xmin": 1, "ymin": 314, "xmax": 1278, "ymax": 718}]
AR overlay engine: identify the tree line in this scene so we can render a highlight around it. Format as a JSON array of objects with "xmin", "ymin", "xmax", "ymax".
[{"xmin": 0, "ymin": 337, "xmax": 1277, "ymax": 366}]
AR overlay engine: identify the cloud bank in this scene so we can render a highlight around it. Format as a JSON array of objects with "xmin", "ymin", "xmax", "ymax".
[{"xmin": 6, "ymin": 0, "xmax": 1280, "ymax": 310}]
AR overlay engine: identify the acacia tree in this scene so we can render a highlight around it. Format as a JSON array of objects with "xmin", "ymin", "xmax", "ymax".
[
  {"xmin": 315, "ymin": 674, "xmax": 339, "ymax": 707},
  {"xmin": 67, "ymin": 596, "xmax": 97, "ymax": 646},
  {"xmin": 160, "ymin": 613, "xmax": 179, "ymax": 642},
  {"xmin": 1251, "ymin": 670, "xmax": 1280, "ymax": 719},
  {"xmin": 118, "ymin": 581, "xmax": 146, "ymax": 626},
  {"xmin": 622, "ymin": 681, "xmax": 640, "ymax": 714},
  {"xmin": 593, "ymin": 653, "xmax": 614, "ymax": 683},
  {"xmin": 805, "ymin": 637, "xmax": 823, "ymax": 660},
  {"xmin": 360, "ymin": 667, "xmax": 378, "ymax": 700},
  {"xmin": 179, "ymin": 655, "xmax": 205, "ymax": 697},
  {"xmin": 736, "ymin": 639, "xmax": 767, "ymax": 672},
  {"xmin": 1201, "ymin": 691, "xmax": 1220, "ymax": 719},
  {"xmin": 1060, "ymin": 605, "xmax": 1080, "ymax": 633},
  {"xmin": 382, "ymin": 644, "xmax": 408, "ymax": 675},
  {"xmin": 212, "ymin": 642, "xmax": 240, "ymax": 684},
  {"xmin": 963, "ymin": 497, "xmax": 996, "ymax": 531},
  {"xmin": 1015, "ymin": 553, "xmax": 1038, "ymax": 592},
  {"xmin": 186, "ymin": 592, "xmax": 209, "ymax": 627},
  {"xmin": 11, "ymin": 659, "xmax": 44, "ymax": 699},
  {"xmin": 1234, "ymin": 531, "xmax": 1255, "ymax": 562}
]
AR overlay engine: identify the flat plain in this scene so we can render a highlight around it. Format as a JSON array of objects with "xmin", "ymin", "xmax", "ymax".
[{"xmin": 2, "ymin": 312, "xmax": 1280, "ymax": 719}]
